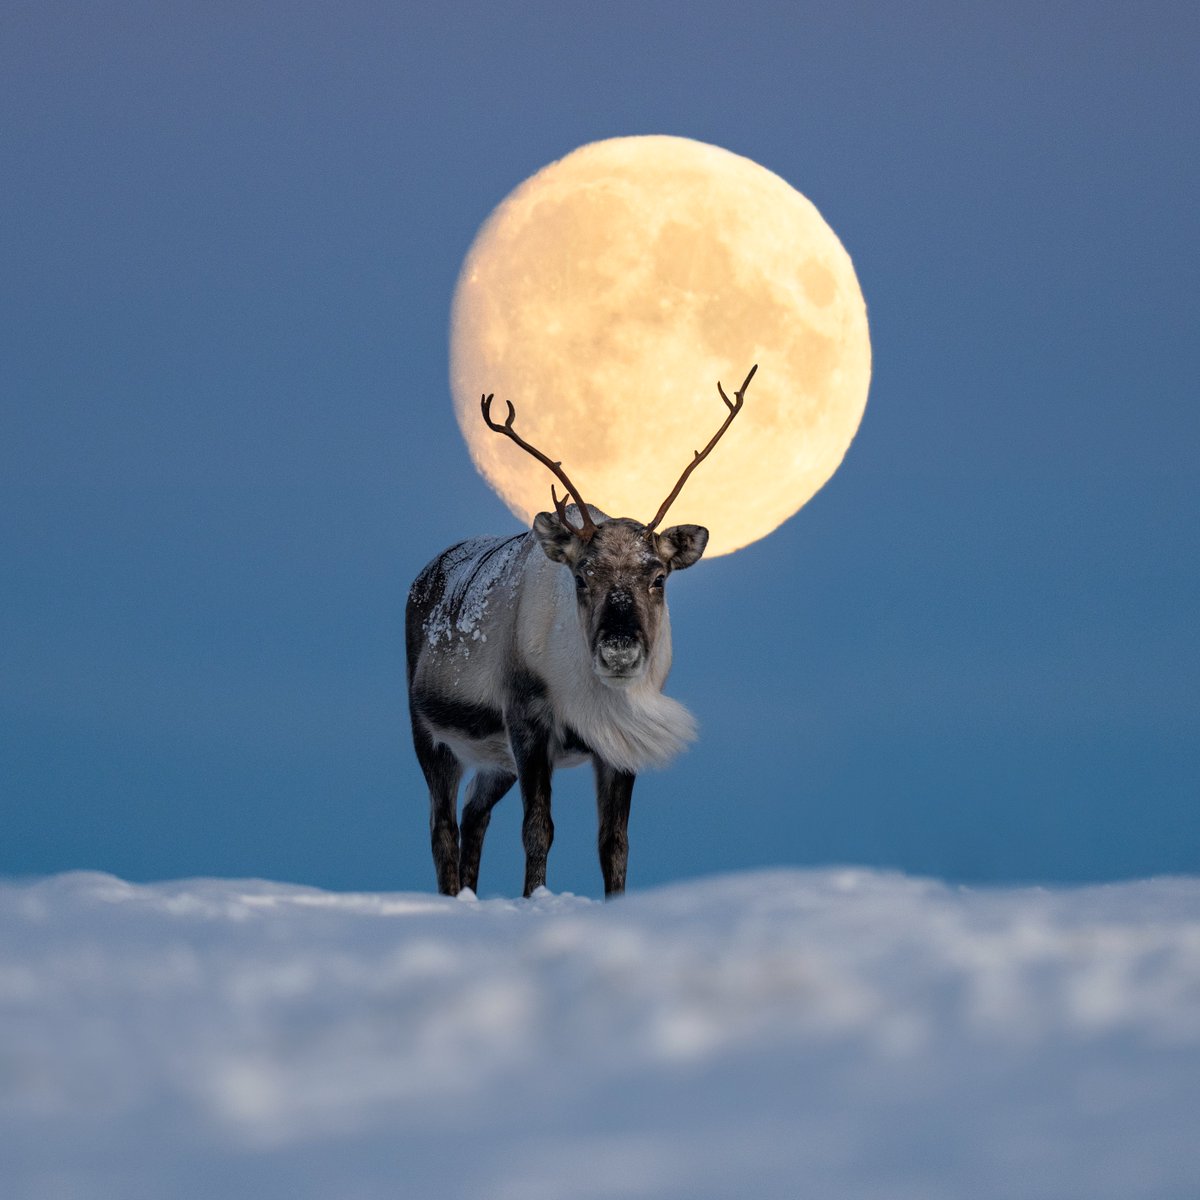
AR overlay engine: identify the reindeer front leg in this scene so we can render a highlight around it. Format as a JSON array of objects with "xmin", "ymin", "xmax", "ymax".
[
  {"xmin": 513, "ymin": 730, "xmax": 554, "ymax": 897},
  {"xmin": 595, "ymin": 760, "xmax": 635, "ymax": 897},
  {"xmin": 506, "ymin": 675, "xmax": 555, "ymax": 897}
]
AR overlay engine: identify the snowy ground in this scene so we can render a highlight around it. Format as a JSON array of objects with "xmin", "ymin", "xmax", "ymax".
[{"xmin": 3, "ymin": 869, "xmax": 1199, "ymax": 1200}]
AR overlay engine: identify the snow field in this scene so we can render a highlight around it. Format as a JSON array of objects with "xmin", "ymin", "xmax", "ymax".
[{"xmin": 2, "ymin": 868, "xmax": 1199, "ymax": 1199}]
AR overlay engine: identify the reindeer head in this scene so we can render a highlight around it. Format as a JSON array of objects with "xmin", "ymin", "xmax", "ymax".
[
  {"xmin": 481, "ymin": 365, "xmax": 755, "ymax": 686},
  {"xmin": 531, "ymin": 512, "xmax": 707, "ymax": 684}
]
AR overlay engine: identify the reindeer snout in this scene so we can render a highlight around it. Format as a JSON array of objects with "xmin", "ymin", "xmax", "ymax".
[{"xmin": 596, "ymin": 635, "xmax": 643, "ymax": 677}]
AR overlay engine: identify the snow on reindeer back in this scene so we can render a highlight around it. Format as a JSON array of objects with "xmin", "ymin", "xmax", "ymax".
[{"xmin": 420, "ymin": 533, "xmax": 527, "ymax": 650}]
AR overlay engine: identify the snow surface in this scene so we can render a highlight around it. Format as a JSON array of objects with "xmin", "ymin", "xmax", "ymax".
[{"xmin": 3, "ymin": 868, "xmax": 1200, "ymax": 1199}]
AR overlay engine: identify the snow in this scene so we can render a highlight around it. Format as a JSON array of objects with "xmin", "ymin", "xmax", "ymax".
[
  {"xmin": 418, "ymin": 532, "xmax": 526, "ymax": 648},
  {"xmin": 3, "ymin": 868, "xmax": 1200, "ymax": 1199}
]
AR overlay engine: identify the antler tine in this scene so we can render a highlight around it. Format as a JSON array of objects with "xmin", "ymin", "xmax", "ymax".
[
  {"xmin": 550, "ymin": 485, "xmax": 573, "ymax": 529},
  {"xmin": 480, "ymin": 393, "xmax": 597, "ymax": 541},
  {"xmin": 646, "ymin": 364, "xmax": 757, "ymax": 533}
]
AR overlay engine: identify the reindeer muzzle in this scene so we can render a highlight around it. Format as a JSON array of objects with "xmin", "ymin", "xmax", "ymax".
[{"xmin": 594, "ymin": 635, "xmax": 645, "ymax": 680}]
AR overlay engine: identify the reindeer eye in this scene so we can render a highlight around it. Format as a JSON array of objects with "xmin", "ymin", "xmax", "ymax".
[{"xmin": 651, "ymin": 574, "xmax": 666, "ymax": 591}]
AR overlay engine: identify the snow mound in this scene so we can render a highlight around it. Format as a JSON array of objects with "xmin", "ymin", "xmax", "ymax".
[{"xmin": 3, "ymin": 868, "xmax": 1200, "ymax": 1199}]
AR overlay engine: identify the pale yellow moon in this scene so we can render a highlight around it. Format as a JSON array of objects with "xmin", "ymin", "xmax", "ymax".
[{"xmin": 449, "ymin": 135, "xmax": 871, "ymax": 557}]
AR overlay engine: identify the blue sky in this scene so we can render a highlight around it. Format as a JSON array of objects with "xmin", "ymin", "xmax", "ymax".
[{"xmin": 2, "ymin": 2, "xmax": 1196, "ymax": 896}]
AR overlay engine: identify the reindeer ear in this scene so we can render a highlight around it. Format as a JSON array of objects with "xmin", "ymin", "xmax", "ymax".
[
  {"xmin": 532, "ymin": 511, "xmax": 582, "ymax": 565},
  {"xmin": 657, "ymin": 525, "xmax": 709, "ymax": 571}
]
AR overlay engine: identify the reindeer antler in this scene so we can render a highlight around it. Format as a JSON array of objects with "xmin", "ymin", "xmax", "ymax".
[
  {"xmin": 646, "ymin": 364, "xmax": 757, "ymax": 532},
  {"xmin": 481, "ymin": 393, "xmax": 598, "ymax": 542}
]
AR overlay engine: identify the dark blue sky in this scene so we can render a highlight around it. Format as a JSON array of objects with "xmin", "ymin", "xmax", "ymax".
[{"xmin": 3, "ymin": 2, "xmax": 1196, "ymax": 896}]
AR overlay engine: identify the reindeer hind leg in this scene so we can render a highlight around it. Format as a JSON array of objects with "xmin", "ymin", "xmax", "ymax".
[
  {"xmin": 459, "ymin": 769, "xmax": 516, "ymax": 894},
  {"xmin": 412, "ymin": 719, "xmax": 464, "ymax": 895}
]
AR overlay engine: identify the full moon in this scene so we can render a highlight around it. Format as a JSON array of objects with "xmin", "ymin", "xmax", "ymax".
[{"xmin": 449, "ymin": 135, "xmax": 871, "ymax": 557}]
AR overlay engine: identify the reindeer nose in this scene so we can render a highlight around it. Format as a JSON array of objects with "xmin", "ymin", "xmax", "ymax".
[{"xmin": 597, "ymin": 636, "xmax": 642, "ymax": 674}]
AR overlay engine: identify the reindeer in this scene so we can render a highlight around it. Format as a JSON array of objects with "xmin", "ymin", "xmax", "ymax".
[{"xmin": 406, "ymin": 366, "xmax": 756, "ymax": 897}]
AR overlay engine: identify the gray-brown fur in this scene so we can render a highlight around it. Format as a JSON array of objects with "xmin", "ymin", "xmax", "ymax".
[{"xmin": 406, "ymin": 509, "xmax": 707, "ymax": 898}]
